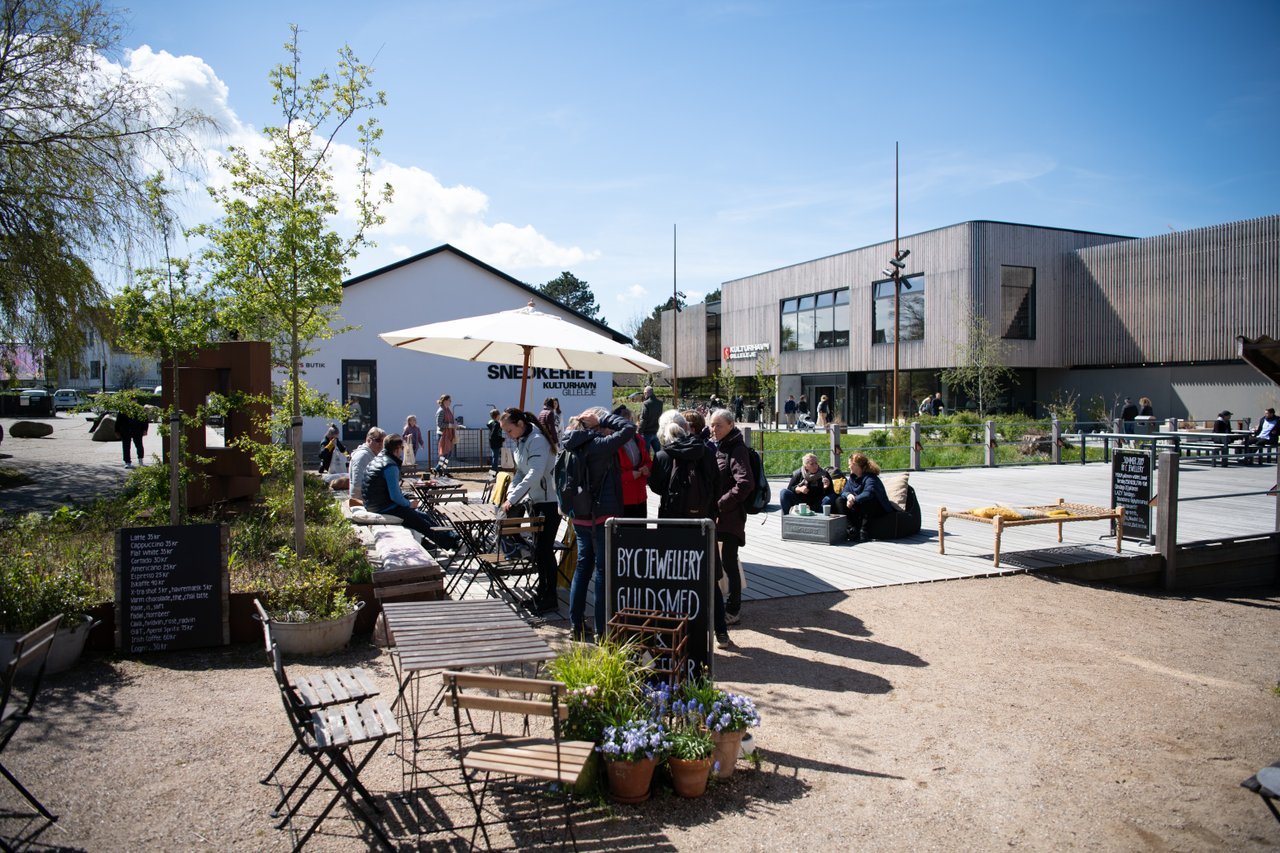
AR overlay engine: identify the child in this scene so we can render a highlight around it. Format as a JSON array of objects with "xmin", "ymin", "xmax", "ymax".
[{"xmin": 486, "ymin": 408, "xmax": 504, "ymax": 474}]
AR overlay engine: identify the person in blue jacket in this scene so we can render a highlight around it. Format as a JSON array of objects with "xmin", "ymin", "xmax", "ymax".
[
  {"xmin": 560, "ymin": 407, "xmax": 636, "ymax": 642},
  {"xmin": 363, "ymin": 433, "xmax": 459, "ymax": 551},
  {"xmin": 836, "ymin": 452, "xmax": 895, "ymax": 542}
]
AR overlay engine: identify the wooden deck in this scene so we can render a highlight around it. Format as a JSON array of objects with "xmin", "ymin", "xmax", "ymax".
[{"xmin": 459, "ymin": 460, "xmax": 1278, "ymax": 611}]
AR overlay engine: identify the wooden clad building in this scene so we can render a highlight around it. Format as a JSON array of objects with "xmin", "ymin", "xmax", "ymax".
[{"xmin": 662, "ymin": 214, "xmax": 1278, "ymax": 424}]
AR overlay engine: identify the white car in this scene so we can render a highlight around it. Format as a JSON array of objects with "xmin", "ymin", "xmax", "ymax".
[{"xmin": 53, "ymin": 389, "xmax": 84, "ymax": 410}]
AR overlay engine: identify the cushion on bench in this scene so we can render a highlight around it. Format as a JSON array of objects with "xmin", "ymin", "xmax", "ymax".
[{"xmin": 349, "ymin": 506, "xmax": 404, "ymax": 525}]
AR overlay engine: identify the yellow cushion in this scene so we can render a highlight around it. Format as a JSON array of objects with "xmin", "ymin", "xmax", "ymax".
[
  {"xmin": 831, "ymin": 477, "xmax": 846, "ymax": 493},
  {"xmin": 491, "ymin": 472, "xmax": 512, "ymax": 505},
  {"xmin": 881, "ymin": 473, "xmax": 909, "ymax": 511},
  {"xmin": 968, "ymin": 506, "xmax": 1023, "ymax": 520}
]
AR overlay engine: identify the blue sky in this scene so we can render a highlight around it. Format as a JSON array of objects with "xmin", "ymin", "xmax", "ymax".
[{"xmin": 112, "ymin": 0, "xmax": 1280, "ymax": 332}]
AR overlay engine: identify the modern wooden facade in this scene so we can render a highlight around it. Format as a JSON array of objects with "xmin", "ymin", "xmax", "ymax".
[{"xmin": 662, "ymin": 214, "xmax": 1279, "ymax": 423}]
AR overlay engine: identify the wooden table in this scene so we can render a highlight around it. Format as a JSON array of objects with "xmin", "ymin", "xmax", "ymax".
[
  {"xmin": 435, "ymin": 502, "xmax": 498, "ymax": 596},
  {"xmin": 381, "ymin": 599, "xmax": 554, "ymax": 794},
  {"xmin": 938, "ymin": 499, "xmax": 1124, "ymax": 567}
]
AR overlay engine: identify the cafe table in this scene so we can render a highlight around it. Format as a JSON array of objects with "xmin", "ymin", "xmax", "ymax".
[
  {"xmin": 380, "ymin": 599, "xmax": 554, "ymax": 794},
  {"xmin": 435, "ymin": 502, "xmax": 499, "ymax": 596}
]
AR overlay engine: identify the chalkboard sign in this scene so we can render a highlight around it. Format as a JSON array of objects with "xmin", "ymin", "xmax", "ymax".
[
  {"xmin": 607, "ymin": 519, "xmax": 716, "ymax": 680},
  {"xmin": 115, "ymin": 524, "xmax": 229, "ymax": 654},
  {"xmin": 1111, "ymin": 450, "xmax": 1153, "ymax": 542}
]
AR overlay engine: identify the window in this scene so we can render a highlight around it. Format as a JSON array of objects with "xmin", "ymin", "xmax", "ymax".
[
  {"xmin": 779, "ymin": 288, "xmax": 849, "ymax": 352},
  {"xmin": 90, "ymin": 360, "xmax": 101, "ymax": 380},
  {"xmin": 872, "ymin": 274, "xmax": 925, "ymax": 344},
  {"xmin": 1001, "ymin": 266, "xmax": 1035, "ymax": 339}
]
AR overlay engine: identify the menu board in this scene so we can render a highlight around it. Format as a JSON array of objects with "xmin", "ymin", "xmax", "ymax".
[
  {"xmin": 115, "ymin": 524, "xmax": 228, "ymax": 654},
  {"xmin": 1110, "ymin": 450, "xmax": 1153, "ymax": 542},
  {"xmin": 606, "ymin": 520, "xmax": 716, "ymax": 680}
]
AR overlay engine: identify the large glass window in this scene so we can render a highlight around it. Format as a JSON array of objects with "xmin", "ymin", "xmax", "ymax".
[
  {"xmin": 872, "ymin": 274, "xmax": 925, "ymax": 344},
  {"xmin": 1001, "ymin": 265, "xmax": 1035, "ymax": 339},
  {"xmin": 779, "ymin": 288, "xmax": 849, "ymax": 352}
]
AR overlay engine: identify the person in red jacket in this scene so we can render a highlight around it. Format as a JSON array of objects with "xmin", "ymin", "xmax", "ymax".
[{"xmin": 613, "ymin": 405, "xmax": 652, "ymax": 518}]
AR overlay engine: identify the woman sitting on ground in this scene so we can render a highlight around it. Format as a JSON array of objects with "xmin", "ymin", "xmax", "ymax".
[{"xmin": 836, "ymin": 452, "xmax": 896, "ymax": 542}]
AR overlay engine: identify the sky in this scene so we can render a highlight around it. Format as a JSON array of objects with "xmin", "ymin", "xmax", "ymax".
[{"xmin": 107, "ymin": 0, "xmax": 1280, "ymax": 333}]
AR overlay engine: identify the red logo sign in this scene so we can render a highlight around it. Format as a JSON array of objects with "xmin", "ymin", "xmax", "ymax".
[{"xmin": 723, "ymin": 346, "xmax": 731, "ymax": 360}]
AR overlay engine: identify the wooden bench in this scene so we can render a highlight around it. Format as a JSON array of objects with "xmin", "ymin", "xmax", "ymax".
[
  {"xmin": 938, "ymin": 499, "xmax": 1124, "ymax": 567},
  {"xmin": 371, "ymin": 527, "xmax": 443, "ymax": 602}
]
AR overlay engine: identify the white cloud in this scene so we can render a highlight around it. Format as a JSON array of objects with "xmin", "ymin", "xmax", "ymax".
[
  {"xmin": 617, "ymin": 284, "xmax": 648, "ymax": 302},
  {"xmin": 120, "ymin": 45, "xmax": 595, "ymax": 272}
]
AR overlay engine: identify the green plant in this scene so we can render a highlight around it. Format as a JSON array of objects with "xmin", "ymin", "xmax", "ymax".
[
  {"xmin": 669, "ymin": 725, "xmax": 714, "ymax": 761},
  {"xmin": 545, "ymin": 638, "xmax": 651, "ymax": 742},
  {"xmin": 0, "ymin": 554, "xmax": 95, "ymax": 633},
  {"xmin": 247, "ymin": 547, "xmax": 356, "ymax": 623}
]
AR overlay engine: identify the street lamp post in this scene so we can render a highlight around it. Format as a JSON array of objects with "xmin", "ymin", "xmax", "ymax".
[{"xmin": 884, "ymin": 143, "xmax": 911, "ymax": 424}]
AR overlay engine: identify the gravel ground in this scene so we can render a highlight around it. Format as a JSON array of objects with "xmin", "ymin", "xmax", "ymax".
[
  {"xmin": 2, "ymin": 413, "xmax": 1278, "ymax": 850},
  {"xmin": 2, "ymin": 574, "xmax": 1278, "ymax": 851}
]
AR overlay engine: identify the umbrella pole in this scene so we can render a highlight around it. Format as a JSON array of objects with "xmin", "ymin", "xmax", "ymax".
[{"xmin": 519, "ymin": 345, "xmax": 532, "ymax": 410}]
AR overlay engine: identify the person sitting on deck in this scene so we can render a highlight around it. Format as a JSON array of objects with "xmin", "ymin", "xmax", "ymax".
[
  {"xmin": 1242, "ymin": 407, "xmax": 1278, "ymax": 464},
  {"xmin": 779, "ymin": 453, "xmax": 834, "ymax": 515},
  {"xmin": 363, "ymin": 433, "xmax": 460, "ymax": 551},
  {"xmin": 835, "ymin": 452, "xmax": 895, "ymax": 543}
]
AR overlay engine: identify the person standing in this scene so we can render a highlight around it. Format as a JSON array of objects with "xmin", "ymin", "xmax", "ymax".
[
  {"xmin": 797, "ymin": 394, "xmax": 810, "ymax": 422},
  {"xmin": 928, "ymin": 392, "xmax": 944, "ymax": 417},
  {"xmin": 1120, "ymin": 398, "xmax": 1139, "ymax": 434},
  {"xmin": 402, "ymin": 415, "xmax": 424, "ymax": 463},
  {"xmin": 499, "ymin": 407, "xmax": 561, "ymax": 613},
  {"xmin": 537, "ymin": 396, "xmax": 560, "ymax": 439},
  {"xmin": 317, "ymin": 424, "xmax": 345, "ymax": 473},
  {"xmin": 1138, "ymin": 397, "xmax": 1154, "ymax": 417},
  {"xmin": 435, "ymin": 394, "xmax": 456, "ymax": 466},
  {"xmin": 708, "ymin": 408, "xmax": 753, "ymax": 638},
  {"xmin": 639, "ymin": 385, "xmax": 663, "ymax": 454},
  {"xmin": 613, "ymin": 405, "xmax": 652, "ymax": 518},
  {"xmin": 561, "ymin": 408, "xmax": 635, "ymax": 642},
  {"xmin": 784, "ymin": 395, "xmax": 797, "ymax": 430},
  {"xmin": 486, "ymin": 408, "xmax": 505, "ymax": 474},
  {"xmin": 816, "ymin": 394, "xmax": 831, "ymax": 428},
  {"xmin": 116, "ymin": 407, "xmax": 148, "ymax": 469}
]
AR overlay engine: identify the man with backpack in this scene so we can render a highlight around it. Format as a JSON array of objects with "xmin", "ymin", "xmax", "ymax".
[
  {"xmin": 649, "ymin": 409, "xmax": 729, "ymax": 643},
  {"xmin": 559, "ymin": 407, "xmax": 636, "ymax": 643},
  {"xmin": 708, "ymin": 408, "xmax": 754, "ymax": 637}
]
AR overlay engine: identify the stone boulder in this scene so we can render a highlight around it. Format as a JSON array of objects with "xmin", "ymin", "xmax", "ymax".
[{"xmin": 10, "ymin": 420, "xmax": 53, "ymax": 438}]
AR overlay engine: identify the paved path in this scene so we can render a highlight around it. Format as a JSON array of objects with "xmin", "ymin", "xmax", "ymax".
[{"xmin": 0, "ymin": 413, "xmax": 142, "ymax": 515}]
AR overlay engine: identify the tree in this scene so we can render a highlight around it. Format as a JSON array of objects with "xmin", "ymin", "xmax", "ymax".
[
  {"xmin": 703, "ymin": 287, "xmax": 722, "ymax": 304},
  {"xmin": 539, "ymin": 272, "xmax": 600, "ymax": 321},
  {"xmin": 0, "ymin": 0, "xmax": 211, "ymax": 365},
  {"xmin": 196, "ymin": 27, "xmax": 390, "ymax": 556},
  {"xmin": 754, "ymin": 353, "xmax": 779, "ymax": 424},
  {"xmin": 941, "ymin": 314, "xmax": 1017, "ymax": 417},
  {"xmin": 629, "ymin": 292, "xmax": 685, "ymax": 361},
  {"xmin": 713, "ymin": 362, "xmax": 737, "ymax": 403},
  {"xmin": 113, "ymin": 176, "xmax": 217, "ymax": 524}
]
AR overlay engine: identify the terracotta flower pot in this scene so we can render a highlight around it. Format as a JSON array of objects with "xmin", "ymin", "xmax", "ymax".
[
  {"xmin": 710, "ymin": 729, "xmax": 745, "ymax": 778},
  {"xmin": 605, "ymin": 756, "xmax": 657, "ymax": 804},
  {"xmin": 668, "ymin": 756, "xmax": 713, "ymax": 798}
]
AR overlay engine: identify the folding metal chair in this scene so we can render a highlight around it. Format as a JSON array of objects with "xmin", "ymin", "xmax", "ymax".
[
  {"xmin": 1242, "ymin": 762, "xmax": 1280, "ymax": 825},
  {"xmin": 0, "ymin": 615, "xmax": 62, "ymax": 833},
  {"xmin": 268, "ymin": 643, "xmax": 399, "ymax": 851},
  {"xmin": 475, "ymin": 516, "xmax": 542, "ymax": 606},
  {"xmin": 441, "ymin": 671, "xmax": 595, "ymax": 851},
  {"xmin": 253, "ymin": 600, "xmax": 380, "ymax": 789}
]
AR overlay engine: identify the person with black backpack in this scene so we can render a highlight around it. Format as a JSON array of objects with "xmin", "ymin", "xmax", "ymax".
[
  {"xmin": 708, "ymin": 408, "xmax": 754, "ymax": 638},
  {"xmin": 560, "ymin": 407, "xmax": 636, "ymax": 643}
]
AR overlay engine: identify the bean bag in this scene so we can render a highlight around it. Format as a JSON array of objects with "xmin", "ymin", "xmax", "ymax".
[{"xmin": 865, "ymin": 485, "xmax": 922, "ymax": 540}]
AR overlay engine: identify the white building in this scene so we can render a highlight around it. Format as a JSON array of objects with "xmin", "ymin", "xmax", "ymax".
[{"xmin": 303, "ymin": 245, "xmax": 625, "ymax": 463}]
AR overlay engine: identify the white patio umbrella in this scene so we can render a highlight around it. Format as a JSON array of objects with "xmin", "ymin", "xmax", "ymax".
[{"xmin": 379, "ymin": 302, "xmax": 668, "ymax": 409}]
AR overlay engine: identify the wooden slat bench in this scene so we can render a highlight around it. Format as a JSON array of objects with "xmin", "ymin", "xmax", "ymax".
[{"xmin": 372, "ymin": 528, "xmax": 444, "ymax": 603}]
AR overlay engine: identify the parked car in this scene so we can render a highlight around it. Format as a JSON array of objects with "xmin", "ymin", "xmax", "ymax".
[{"xmin": 53, "ymin": 389, "xmax": 84, "ymax": 410}]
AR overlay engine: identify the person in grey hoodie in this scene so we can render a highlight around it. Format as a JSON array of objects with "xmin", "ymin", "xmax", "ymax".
[
  {"xmin": 560, "ymin": 408, "xmax": 635, "ymax": 641},
  {"xmin": 499, "ymin": 407, "xmax": 560, "ymax": 613}
]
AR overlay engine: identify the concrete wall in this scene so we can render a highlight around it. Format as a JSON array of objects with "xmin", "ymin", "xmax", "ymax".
[{"xmin": 1039, "ymin": 363, "xmax": 1278, "ymax": 424}]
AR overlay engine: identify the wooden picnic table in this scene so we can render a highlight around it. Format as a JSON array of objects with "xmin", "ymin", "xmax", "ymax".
[
  {"xmin": 1159, "ymin": 430, "xmax": 1251, "ymax": 467},
  {"xmin": 938, "ymin": 499, "xmax": 1124, "ymax": 567},
  {"xmin": 406, "ymin": 476, "xmax": 468, "ymax": 507}
]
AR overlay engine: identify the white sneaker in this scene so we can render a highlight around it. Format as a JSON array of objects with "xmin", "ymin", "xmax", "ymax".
[{"xmin": 124, "ymin": 462, "xmax": 133, "ymax": 469}]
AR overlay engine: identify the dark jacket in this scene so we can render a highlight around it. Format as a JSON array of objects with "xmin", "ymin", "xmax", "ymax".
[
  {"xmin": 839, "ymin": 471, "xmax": 896, "ymax": 514},
  {"xmin": 639, "ymin": 395, "xmax": 662, "ymax": 434},
  {"xmin": 1253, "ymin": 414, "xmax": 1279, "ymax": 445},
  {"xmin": 714, "ymin": 427, "xmax": 753, "ymax": 544},
  {"xmin": 1121, "ymin": 403, "xmax": 1139, "ymax": 422},
  {"xmin": 560, "ymin": 413, "xmax": 636, "ymax": 521},
  {"xmin": 363, "ymin": 450, "xmax": 409, "ymax": 513},
  {"xmin": 115, "ymin": 411, "xmax": 148, "ymax": 440},
  {"xmin": 785, "ymin": 466, "xmax": 833, "ymax": 511},
  {"xmin": 649, "ymin": 433, "xmax": 714, "ymax": 518},
  {"xmin": 1212, "ymin": 417, "xmax": 1232, "ymax": 434}
]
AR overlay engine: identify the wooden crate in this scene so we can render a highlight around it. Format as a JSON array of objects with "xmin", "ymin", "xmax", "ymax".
[{"xmin": 606, "ymin": 608, "xmax": 689, "ymax": 687}]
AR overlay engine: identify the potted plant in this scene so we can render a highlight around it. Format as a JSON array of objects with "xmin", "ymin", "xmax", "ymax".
[
  {"xmin": 597, "ymin": 711, "xmax": 672, "ymax": 804},
  {"xmin": 545, "ymin": 638, "xmax": 651, "ymax": 795},
  {"xmin": 249, "ymin": 548, "xmax": 362, "ymax": 655},
  {"xmin": 0, "ymin": 528, "xmax": 98, "ymax": 674},
  {"xmin": 682, "ymin": 678, "xmax": 761, "ymax": 778},
  {"xmin": 666, "ymin": 710, "xmax": 715, "ymax": 798}
]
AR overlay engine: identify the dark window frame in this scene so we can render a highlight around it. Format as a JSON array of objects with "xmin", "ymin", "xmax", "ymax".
[
  {"xmin": 871, "ymin": 273, "xmax": 925, "ymax": 344},
  {"xmin": 779, "ymin": 286, "xmax": 850, "ymax": 352},
  {"xmin": 1000, "ymin": 265, "xmax": 1036, "ymax": 340}
]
